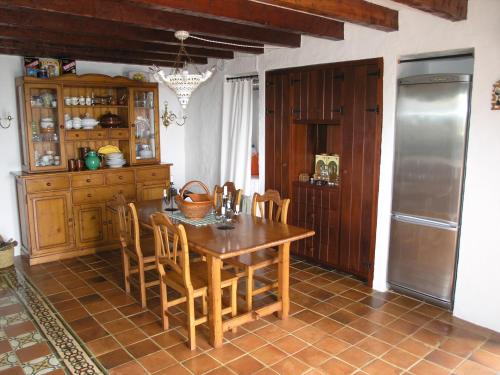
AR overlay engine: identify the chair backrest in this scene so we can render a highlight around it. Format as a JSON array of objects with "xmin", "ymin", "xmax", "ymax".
[
  {"xmin": 213, "ymin": 181, "xmax": 243, "ymax": 210},
  {"xmin": 251, "ymin": 189, "xmax": 290, "ymax": 224},
  {"xmin": 116, "ymin": 196, "xmax": 143, "ymax": 258},
  {"xmin": 150, "ymin": 213, "xmax": 193, "ymax": 291}
]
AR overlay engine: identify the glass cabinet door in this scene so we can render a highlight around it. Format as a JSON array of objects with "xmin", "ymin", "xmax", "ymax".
[
  {"xmin": 131, "ymin": 88, "xmax": 159, "ymax": 163},
  {"xmin": 26, "ymin": 84, "xmax": 64, "ymax": 171}
]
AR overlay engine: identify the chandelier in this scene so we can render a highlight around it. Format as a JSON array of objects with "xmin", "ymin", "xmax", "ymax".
[{"xmin": 150, "ymin": 31, "xmax": 214, "ymax": 110}]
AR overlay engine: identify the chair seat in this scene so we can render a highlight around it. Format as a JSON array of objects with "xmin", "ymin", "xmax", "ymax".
[
  {"xmin": 226, "ymin": 248, "xmax": 279, "ymax": 269},
  {"xmin": 164, "ymin": 261, "xmax": 238, "ymax": 292}
]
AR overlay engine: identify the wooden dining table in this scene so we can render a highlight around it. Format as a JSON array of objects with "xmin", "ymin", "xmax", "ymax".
[{"xmin": 135, "ymin": 199, "xmax": 315, "ymax": 348}]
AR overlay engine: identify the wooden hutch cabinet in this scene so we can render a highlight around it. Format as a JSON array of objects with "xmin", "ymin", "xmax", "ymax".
[
  {"xmin": 13, "ymin": 74, "xmax": 170, "ymax": 265},
  {"xmin": 265, "ymin": 58, "xmax": 383, "ymax": 284}
]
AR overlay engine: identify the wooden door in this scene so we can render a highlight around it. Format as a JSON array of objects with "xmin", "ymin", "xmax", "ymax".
[
  {"xmin": 265, "ymin": 72, "xmax": 291, "ymax": 199},
  {"xmin": 307, "ymin": 69, "xmax": 325, "ymax": 121},
  {"xmin": 339, "ymin": 63, "xmax": 382, "ymax": 280},
  {"xmin": 290, "ymin": 71, "xmax": 308, "ymax": 122},
  {"xmin": 137, "ymin": 182, "xmax": 166, "ymax": 202},
  {"xmin": 74, "ymin": 204, "xmax": 107, "ymax": 248},
  {"xmin": 27, "ymin": 191, "xmax": 74, "ymax": 254},
  {"xmin": 324, "ymin": 67, "xmax": 345, "ymax": 123}
]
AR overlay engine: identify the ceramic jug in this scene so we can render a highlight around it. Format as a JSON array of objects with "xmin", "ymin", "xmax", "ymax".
[{"xmin": 84, "ymin": 151, "xmax": 100, "ymax": 170}]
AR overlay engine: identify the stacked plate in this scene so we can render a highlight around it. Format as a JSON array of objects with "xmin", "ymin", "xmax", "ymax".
[{"xmin": 105, "ymin": 152, "xmax": 126, "ymax": 168}]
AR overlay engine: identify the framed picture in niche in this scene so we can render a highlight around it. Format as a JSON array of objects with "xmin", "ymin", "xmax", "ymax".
[{"xmin": 492, "ymin": 81, "xmax": 500, "ymax": 110}]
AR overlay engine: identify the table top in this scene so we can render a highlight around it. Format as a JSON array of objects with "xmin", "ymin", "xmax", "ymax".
[{"xmin": 135, "ymin": 199, "xmax": 315, "ymax": 260}]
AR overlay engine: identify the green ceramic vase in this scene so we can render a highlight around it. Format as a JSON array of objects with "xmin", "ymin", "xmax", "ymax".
[{"xmin": 85, "ymin": 151, "xmax": 100, "ymax": 170}]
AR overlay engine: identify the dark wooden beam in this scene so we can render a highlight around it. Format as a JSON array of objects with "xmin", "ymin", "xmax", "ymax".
[
  {"xmin": 0, "ymin": 7, "xmax": 264, "ymax": 54},
  {"xmin": 128, "ymin": 0, "xmax": 344, "ymax": 40},
  {"xmin": 392, "ymin": 0, "xmax": 467, "ymax": 21},
  {"xmin": 0, "ymin": 39, "xmax": 207, "ymax": 66},
  {"xmin": 1, "ymin": 0, "xmax": 301, "ymax": 47},
  {"xmin": 255, "ymin": 0, "xmax": 398, "ymax": 32},
  {"xmin": 0, "ymin": 25, "xmax": 234, "ymax": 60}
]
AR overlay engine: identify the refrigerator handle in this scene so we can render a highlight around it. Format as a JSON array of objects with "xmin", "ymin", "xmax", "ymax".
[{"xmin": 392, "ymin": 213, "xmax": 458, "ymax": 230}]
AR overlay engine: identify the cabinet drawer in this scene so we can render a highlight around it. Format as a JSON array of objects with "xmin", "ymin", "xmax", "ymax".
[
  {"xmin": 72, "ymin": 187, "xmax": 109, "ymax": 204},
  {"xmin": 26, "ymin": 176, "xmax": 70, "ymax": 193},
  {"xmin": 136, "ymin": 167, "xmax": 169, "ymax": 182},
  {"xmin": 109, "ymin": 128, "xmax": 129, "ymax": 139},
  {"xmin": 110, "ymin": 184, "xmax": 136, "ymax": 200},
  {"xmin": 72, "ymin": 173, "xmax": 104, "ymax": 188},
  {"xmin": 65, "ymin": 131, "xmax": 87, "ymax": 140},
  {"xmin": 88, "ymin": 129, "xmax": 108, "ymax": 139},
  {"xmin": 106, "ymin": 170, "xmax": 135, "ymax": 185}
]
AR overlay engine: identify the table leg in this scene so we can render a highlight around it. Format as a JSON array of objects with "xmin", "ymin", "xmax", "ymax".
[
  {"xmin": 277, "ymin": 241, "xmax": 290, "ymax": 319},
  {"xmin": 207, "ymin": 255, "xmax": 223, "ymax": 348}
]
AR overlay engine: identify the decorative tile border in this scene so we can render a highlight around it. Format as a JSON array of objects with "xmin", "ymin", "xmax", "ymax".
[{"xmin": 1, "ymin": 268, "xmax": 105, "ymax": 374}]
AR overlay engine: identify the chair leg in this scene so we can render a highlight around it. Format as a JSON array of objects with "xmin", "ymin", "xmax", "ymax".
[
  {"xmin": 123, "ymin": 252, "xmax": 131, "ymax": 295},
  {"xmin": 186, "ymin": 293, "xmax": 196, "ymax": 350},
  {"xmin": 159, "ymin": 279, "xmax": 169, "ymax": 330},
  {"xmin": 231, "ymin": 280, "xmax": 238, "ymax": 333},
  {"xmin": 138, "ymin": 260, "xmax": 147, "ymax": 309},
  {"xmin": 246, "ymin": 268, "xmax": 254, "ymax": 312}
]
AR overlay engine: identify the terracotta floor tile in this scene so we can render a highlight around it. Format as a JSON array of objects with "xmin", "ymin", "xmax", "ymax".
[
  {"xmin": 293, "ymin": 310, "xmax": 323, "ymax": 325},
  {"xmin": 382, "ymin": 348, "xmax": 419, "ymax": 369},
  {"xmin": 69, "ymin": 316, "xmax": 99, "ymax": 332},
  {"xmin": 333, "ymin": 327, "xmax": 367, "ymax": 345},
  {"xmin": 337, "ymin": 346, "xmax": 375, "ymax": 368},
  {"xmin": 97, "ymin": 348, "xmax": 134, "ymax": 370},
  {"xmin": 357, "ymin": 337, "xmax": 392, "ymax": 356},
  {"xmin": 109, "ymin": 360, "xmax": 147, "ymax": 374},
  {"xmin": 413, "ymin": 328, "xmax": 445, "ymax": 347},
  {"xmin": 254, "ymin": 324, "xmax": 288, "ymax": 342},
  {"xmin": 0, "ymin": 340, "xmax": 12, "ymax": 355},
  {"xmin": 0, "ymin": 366, "xmax": 24, "ymax": 375},
  {"xmin": 87, "ymin": 335, "xmax": 121, "ymax": 356},
  {"xmin": 387, "ymin": 319, "xmax": 419, "ymax": 335},
  {"xmin": 330, "ymin": 310, "xmax": 359, "ymax": 325},
  {"xmin": 314, "ymin": 336, "xmax": 350, "ymax": 355},
  {"xmin": 227, "ymin": 355, "xmax": 264, "ymax": 375},
  {"xmin": 167, "ymin": 343, "xmax": 204, "ymax": 362},
  {"xmin": 409, "ymin": 360, "xmax": 450, "ymax": 375},
  {"xmin": 93, "ymin": 308, "xmax": 123, "ymax": 324},
  {"xmin": 294, "ymin": 346, "xmax": 330, "ymax": 367},
  {"xmin": 103, "ymin": 318, "xmax": 136, "ymax": 335},
  {"xmin": 293, "ymin": 325, "xmax": 327, "ymax": 345},
  {"xmin": 118, "ymin": 303, "xmax": 144, "ymax": 317},
  {"xmin": 340, "ymin": 289, "xmax": 367, "ymax": 302},
  {"xmin": 273, "ymin": 317, "xmax": 305, "ymax": 333},
  {"xmin": 4, "ymin": 322, "xmax": 35, "ymax": 338},
  {"xmin": 425, "ymin": 349, "xmax": 463, "ymax": 369},
  {"xmin": 273, "ymin": 335, "xmax": 307, "ymax": 354},
  {"xmin": 362, "ymin": 359, "xmax": 401, "ymax": 375},
  {"xmin": 59, "ymin": 306, "xmax": 89, "ymax": 322},
  {"xmin": 360, "ymin": 296, "xmax": 386, "ymax": 309},
  {"xmin": 392, "ymin": 295, "xmax": 422, "ymax": 309},
  {"xmin": 439, "ymin": 337, "xmax": 480, "ymax": 357},
  {"xmin": 15, "ymin": 342, "xmax": 51, "ymax": 363},
  {"xmin": 138, "ymin": 321, "xmax": 165, "ymax": 336},
  {"xmin": 251, "ymin": 344, "xmax": 288, "ymax": 366},
  {"xmin": 126, "ymin": 339, "xmax": 161, "ymax": 359},
  {"xmin": 272, "ymin": 356, "xmax": 311, "ymax": 375},
  {"xmin": 129, "ymin": 311, "xmax": 159, "ymax": 327},
  {"xmin": 398, "ymin": 338, "xmax": 433, "ymax": 357},
  {"xmin": 205, "ymin": 366, "xmax": 236, "ymax": 375},
  {"xmin": 414, "ymin": 304, "xmax": 444, "ymax": 318},
  {"xmin": 77, "ymin": 325, "xmax": 108, "ymax": 343},
  {"xmin": 371, "ymin": 327, "xmax": 405, "ymax": 346},
  {"xmin": 482, "ymin": 339, "xmax": 500, "ymax": 356},
  {"xmin": 469, "ymin": 349, "xmax": 500, "ymax": 372},
  {"xmin": 153, "ymin": 330, "xmax": 186, "ymax": 348},
  {"xmin": 153, "ymin": 363, "xmax": 191, "ymax": 375},
  {"xmin": 208, "ymin": 343, "xmax": 244, "ymax": 364},
  {"xmin": 113, "ymin": 327, "xmax": 148, "ymax": 347},
  {"xmin": 454, "ymin": 359, "xmax": 496, "ymax": 375},
  {"xmin": 320, "ymin": 358, "xmax": 356, "ymax": 375},
  {"xmin": 182, "ymin": 353, "xmax": 220, "ymax": 375},
  {"xmin": 232, "ymin": 333, "xmax": 266, "ymax": 352},
  {"xmin": 345, "ymin": 302, "xmax": 374, "ymax": 317},
  {"xmin": 379, "ymin": 303, "xmax": 409, "ymax": 317},
  {"xmin": 312, "ymin": 318, "xmax": 343, "ymax": 335}
]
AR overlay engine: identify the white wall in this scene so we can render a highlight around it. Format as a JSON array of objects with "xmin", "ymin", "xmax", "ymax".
[
  {"xmin": 0, "ymin": 57, "xmax": 183, "ymax": 255},
  {"xmin": 187, "ymin": 0, "xmax": 500, "ymax": 332}
]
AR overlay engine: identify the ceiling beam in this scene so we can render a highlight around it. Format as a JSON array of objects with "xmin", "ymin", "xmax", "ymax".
[
  {"xmin": 0, "ymin": 39, "xmax": 207, "ymax": 66},
  {"xmin": 392, "ymin": 0, "xmax": 467, "ymax": 21},
  {"xmin": 1, "ymin": 0, "xmax": 301, "ymax": 47},
  {"xmin": 0, "ymin": 7, "xmax": 263, "ymax": 54},
  {"xmin": 128, "ymin": 0, "xmax": 344, "ymax": 40},
  {"xmin": 254, "ymin": 0, "xmax": 398, "ymax": 32},
  {"xmin": 0, "ymin": 25, "xmax": 234, "ymax": 60}
]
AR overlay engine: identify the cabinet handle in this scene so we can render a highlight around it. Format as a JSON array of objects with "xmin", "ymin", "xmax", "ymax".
[
  {"xmin": 59, "ymin": 125, "xmax": 64, "ymax": 129},
  {"xmin": 118, "ymin": 176, "xmax": 123, "ymax": 180},
  {"xmin": 87, "ymin": 193, "xmax": 92, "ymax": 198},
  {"xmin": 75, "ymin": 134, "xmax": 80, "ymax": 138},
  {"xmin": 68, "ymin": 218, "xmax": 73, "ymax": 223},
  {"xmin": 131, "ymin": 123, "xmax": 135, "ymax": 128},
  {"xmin": 46, "ymin": 182, "xmax": 51, "ymax": 187},
  {"xmin": 152, "ymin": 172, "xmax": 156, "ymax": 177},
  {"xmin": 86, "ymin": 178, "xmax": 91, "ymax": 183}
]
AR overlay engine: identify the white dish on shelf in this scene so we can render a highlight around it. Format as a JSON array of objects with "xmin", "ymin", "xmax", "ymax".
[
  {"xmin": 105, "ymin": 152, "xmax": 124, "ymax": 160},
  {"xmin": 139, "ymin": 150, "xmax": 153, "ymax": 158}
]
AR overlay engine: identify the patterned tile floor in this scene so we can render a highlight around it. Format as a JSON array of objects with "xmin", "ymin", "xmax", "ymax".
[{"xmin": 11, "ymin": 250, "xmax": 500, "ymax": 375}]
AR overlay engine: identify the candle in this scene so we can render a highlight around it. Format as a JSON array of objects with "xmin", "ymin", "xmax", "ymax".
[
  {"xmin": 223, "ymin": 185, "xmax": 227, "ymax": 195},
  {"xmin": 163, "ymin": 188, "xmax": 167, "ymax": 198}
]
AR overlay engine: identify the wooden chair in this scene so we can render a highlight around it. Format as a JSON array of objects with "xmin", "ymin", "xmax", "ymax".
[
  {"xmin": 151, "ymin": 213, "xmax": 239, "ymax": 350},
  {"xmin": 213, "ymin": 181, "xmax": 243, "ymax": 211},
  {"xmin": 225, "ymin": 190, "xmax": 290, "ymax": 311},
  {"xmin": 116, "ymin": 196, "xmax": 159, "ymax": 308}
]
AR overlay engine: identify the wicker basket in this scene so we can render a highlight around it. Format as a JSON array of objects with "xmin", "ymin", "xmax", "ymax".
[
  {"xmin": 0, "ymin": 242, "xmax": 15, "ymax": 269},
  {"xmin": 175, "ymin": 180, "xmax": 213, "ymax": 219}
]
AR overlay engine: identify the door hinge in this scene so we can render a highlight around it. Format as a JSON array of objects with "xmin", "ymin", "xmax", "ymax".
[
  {"xmin": 368, "ymin": 70, "xmax": 381, "ymax": 78},
  {"xmin": 290, "ymin": 78, "xmax": 301, "ymax": 85},
  {"xmin": 366, "ymin": 105, "xmax": 380, "ymax": 114},
  {"xmin": 266, "ymin": 81, "xmax": 274, "ymax": 87},
  {"xmin": 334, "ymin": 73, "xmax": 345, "ymax": 80},
  {"xmin": 331, "ymin": 106, "xmax": 343, "ymax": 114},
  {"xmin": 265, "ymin": 109, "xmax": 275, "ymax": 115},
  {"xmin": 292, "ymin": 109, "xmax": 301, "ymax": 114}
]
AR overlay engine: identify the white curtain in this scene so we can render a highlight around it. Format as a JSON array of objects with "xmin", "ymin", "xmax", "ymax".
[{"xmin": 220, "ymin": 79, "xmax": 253, "ymax": 196}]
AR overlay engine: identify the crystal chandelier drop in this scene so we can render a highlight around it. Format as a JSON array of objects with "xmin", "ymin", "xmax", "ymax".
[{"xmin": 150, "ymin": 31, "xmax": 214, "ymax": 110}]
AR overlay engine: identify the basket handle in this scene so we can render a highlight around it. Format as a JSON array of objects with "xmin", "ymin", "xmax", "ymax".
[{"xmin": 179, "ymin": 180, "xmax": 210, "ymax": 197}]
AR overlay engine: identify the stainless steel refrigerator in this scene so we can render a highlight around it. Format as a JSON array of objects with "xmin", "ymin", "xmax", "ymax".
[{"xmin": 388, "ymin": 74, "xmax": 472, "ymax": 309}]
